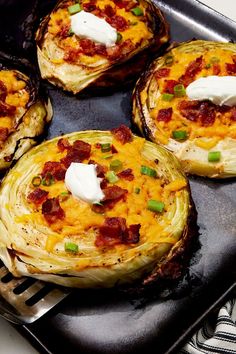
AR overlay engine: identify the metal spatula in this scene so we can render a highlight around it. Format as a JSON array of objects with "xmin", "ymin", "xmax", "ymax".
[{"xmin": 0, "ymin": 260, "xmax": 70, "ymax": 324}]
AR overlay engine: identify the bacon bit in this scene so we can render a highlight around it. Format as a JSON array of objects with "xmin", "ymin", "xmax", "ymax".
[
  {"xmin": 59, "ymin": 25, "xmax": 70, "ymax": 38},
  {"xmin": 226, "ymin": 62, "xmax": 236, "ymax": 74},
  {"xmin": 0, "ymin": 127, "xmax": 9, "ymax": 142},
  {"xmin": 117, "ymin": 168, "xmax": 134, "ymax": 181},
  {"xmin": 0, "ymin": 101, "xmax": 16, "ymax": 116},
  {"xmin": 41, "ymin": 161, "xmax": 66, "ymax": 181},
  {"xmin": 157, "ymin": 108, "xmax": 173, "ymax": 122},
  {"xmin": 111, "ymin": 125, "xmax": 132, "ymax": 144},
  {"xmin": 95, "ymin": 217, "xmax": 140, "ymax": 247},
  {"xmin": 64, "ymin": 48, "xmax": 81, "ymax": 63},
  {"xmin": 4, "ymin": 154, "xmax": 13, "ymax": 162},
  {"xmin": 57, "ymin": 138, "xmax": 71, "ymax": 152},
  {"xmin": 104, "ymin": 5, "xmax": 116, "ymax": 17},
  {"xmin": 179, "ymin": 56, "xmax": 203, "ymax": 86},
  {"xmin": 42, "ymin": 198, "xmax": 65, "ymax": 224},
  {"xmin": 0, "ymin": 81, "xmax": 7, "ymax": 101},
  {"xmin": 113, "ymin": 0, "xmax": 137, "ymax": 10},
  {"xmin": 27, "ymin": 188, "xmax": 49, "ymax": 205},
  {"xmin": 212, "ymin": 63, "xmax": 221, "ymax": 75},
  {"xmin": 178, "ymin": 100, "xmax": 216, "ymax": 126},
  {"xmin": 83, "ymin": 0, "xmax": 96, "ymax": 12},
  {"xmin": 231, "ymin": 108, "xmax": 236, "ymax": 121},
  {"xmin": 80, "ymin": 39, "xmax": 96, "ymax": 56},
  {"xmin": 107, "ymin": 15, "xmax": 128, "ymax": 32},
  {"xmin": 155, "ymin": 68, "xmax": 170, "ymax": 79},
  {"xmin": 95, "ymin": 44, "xmax": 107, "ymax": 56},
  {"xmin": 111, "ymin": 145, "xmax": 118, "ymax": 154},
  {"xmin": 61, "ymin": 140, "xmax": 91, "ymax": 168},
  {"xmin": 88, "ymin": 160, "xmax": 108, "ymax": 177},
  {"xmin": 163, "ymin": 80, "xmax": 179, "ymax": 94},
  {"xmin": 92, "ymin": 186, "xmax": 128, "ymax": 213}
]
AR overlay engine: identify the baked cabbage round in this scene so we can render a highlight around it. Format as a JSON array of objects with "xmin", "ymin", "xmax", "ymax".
[
  {"xmin": 36, "ymin": 0, "xmax": 169, "ymax": 93},
  {"xmin": 0, "ymin": 128, "xmax": 195, "ymax": 288},
  {"xmin": 0, "ymin": 52, "xmax": 52, "ymax": 171},
  {"xmin": 133, "ymin": 40, "xmax": 236, "ymax": 178}
]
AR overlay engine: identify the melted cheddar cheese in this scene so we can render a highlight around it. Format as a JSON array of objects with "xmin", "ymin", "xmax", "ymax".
[
  {"xmin": 150, "ymin": 47, "xmax": 236, "ymax": 144},
  {"xmin": 24, "ymin": 135, "xmax": 187, "ymax": 252}
]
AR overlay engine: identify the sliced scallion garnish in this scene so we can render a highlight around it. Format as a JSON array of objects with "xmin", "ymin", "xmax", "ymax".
[
  {"xmin": 140, "ymin": 165, "xmax": 157, "ymax": 178},
  {"xmin": 208, "ymin": 151, "xmax": 221, "ymax": 162},
  {"xmin": 134, "ymin": 187, "xmax": 141, "ymax": 194},
  {"xmin": 116, "ymin": 32, "xmax": 122, "ymax": 43},
  {"xmin": 110, "ymin": 159, "xmax": 122, "ymax": 172},
  {"xmin": 105, "ymin": 171, "xmax": 119, "ymax": 184},
  {"xmin": 68, "ymin": 3, "xmax": 82, "ymax": 15},
  {"xmin": 101, "ymin": 143, "xmax": 111, "ymax": 153},
  {"xmin": 41, "ymin": 173, "xmax": 54, "ymax": 186},
  {"xmin": 162, "ymin": 93, "xmax": 174, "ymax": 102},
  {"xmin": 32, "ymin": 176, "xmax": 42, "ymax": 187},
  {"xmin": 165, "ymin": 55, "xmax": 174, "ymax": 66},
  {"xmin": 172, "ymin": 130, "xmax": 188, "ymax": 140},
  {"xmin": 65, "ymin": 242, "xmax": 79, "ymax": 253},
  {"xmin": 174, "ymin": 84, "xmax": 186, "ymax": 97},
  {"xmin": 131, "ymin": 7, "xmax": 144, "ymax": 16},
  {"xmin": 147, "ymin": 200, "xmax": 165, "ymax": 213}
]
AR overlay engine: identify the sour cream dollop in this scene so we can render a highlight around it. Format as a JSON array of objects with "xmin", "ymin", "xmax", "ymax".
[
  {"xmin": 65, "ymin": 163, "xmax": 105, "ymax": 204},
  {"xmin": 186, "ymin": 76, "xmax": 236, "ymax": 107},
  {"xmin": 70, "ymin": 10, "xmax": 117, "ymax": 47}
]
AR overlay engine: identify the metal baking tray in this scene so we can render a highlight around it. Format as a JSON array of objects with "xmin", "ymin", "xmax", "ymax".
[{"xmin": 1, "ymin": 0, "xmax": 236, "ymax": 353}]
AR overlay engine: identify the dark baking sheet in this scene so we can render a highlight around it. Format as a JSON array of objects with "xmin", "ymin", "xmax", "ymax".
[{"xmin": 1, "ymin": 0, "xmax": 236, "ymax": 353}]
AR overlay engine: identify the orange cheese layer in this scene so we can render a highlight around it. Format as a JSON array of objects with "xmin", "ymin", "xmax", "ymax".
[
  {"xmin": 0, "ymin": 70, "xmax": 30, "ymax": 131},
  {"xmin": 150, "ymin": 48, "xmax": 236, "ymax": 145},
  {"xmin": 23, "ymin": 137, "xmax": 187, "ymax": 251}
]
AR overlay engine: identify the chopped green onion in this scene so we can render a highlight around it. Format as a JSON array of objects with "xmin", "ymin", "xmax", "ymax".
[
  {"xmin": 106, "ymin": 171, "xmax": 119, "ymax": 184},
  {"xmin": 110, "ymin": 159, "xmax": 123, "ymax": 171},
  {"xmin": 174, "ymin": 84, "xmax": 186, "ymax": 97},
  {"xmin": 208, "ymin": 151, "xmax": 221, "ymax": 162},
  {"xmin": 130, "ymin": 21, "xmax": 138, "ymax": 25},
  {"xmin": 68, "ymin": 28, "xmax": 74, "ymax": 36},
  {"xmin": 65, "ymin": 242, "xmax": 78, "ymax": 253},
  {"xmin": 162, "ymin": 93, "xmax": 174, "ymax": 102},
  {"xmin": 210, "ymin": 56, "xmax": 220, "ymax": 64},
  {"xmin": 165, "ymin": 55, "xmax": 174, "ymax": 66},
  {"xmin": 59, "ymin": 192, "xmax": 70, "ymax": 202},
  {"xmin": 32, "ymin": 176, "xmax": 42, "ymax": 187},
  {"xmin": 131, "ymin": 7, "xmax": 144, "ymax": 16},
  {"xmin": 101, "ymin": 143, "xmax": 111, "ymax": 153},
  {"xmin": 102, "ymin": 154, "xmax": 113, "ymax": 159},
  {"xmin": 147, "ymin": 200, "xmax": 165, "ymax": 213},
  {"xmin": 205, "ymin": 63, "xmax": 211, "ymax": 69},
  {"xmin": 41, "ymin": 173, "xmax": 54, "ymax": 186},
  {"xmin": 140, "ymin": 165, "xmax": 157, "ymax": 178},
  {"xmin": 134, "ymin": 187, "xmax": 141, "ymax": 194},
  {"xmin": 116, "ymin": 32, "xmax": 122, "ymax": 43},
  {"xmin": 172, "ymin": 130, "xmax": 188, "ymax": 140},
  {"xmin": 68, "ymin": 3, "xmax": 82, "ymax": 15}
]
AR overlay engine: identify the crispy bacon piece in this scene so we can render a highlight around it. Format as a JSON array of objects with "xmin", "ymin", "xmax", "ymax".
[
  {"xmin": 226, "ymin": 55, "xmax": 236, "ymax": 74},
  {"xmin": 88, "ymin": 160, "xmax": 108, "ymax": 177},
  {"xmin": 155, "ymin": 68, "xmax": 170, "ymax": 79},
  {"xmin": 111, "ymin": 125, "xmax": 132, "ymax": 144},
  {"xmin": 117, "ymin": 168, "xmax": 134, "ymax": 181},
  {"xmin": 212, "ymin": 63, "xmax": 221, "ymax": 75},
  {"xmin": 95, "ymin": 217, "xmax": 140, "ymax": 247},
  {"xmin": 92, "ymin": 186, "xmax": 128, "ymax": 213},
  {"xmin": 107, "ymin": 15, "xmax": 128, "ymax": 31},
  {"xmin": 0, "ymin": 81, "xmax": 7, "ymax": 101},
  {"xmin": 64, "ymin": 48, "xmax": 81, "ymax": 63},
  {"xmin": 27, "ymin": 188, "xmax": 49, "ymax": 205},
  {"xmin": 178, "ymin": 100, "xmax": 216, "ymax": 126},
  {"xmin": 0, "ymin": 127, "xmax": 9, "ymax": 142},
  {"xmin": 104, "ymin": 4, "xmax": 116, "ymax": 17},
  {"xmin": 57, "ymin": 138, "xmax": 71, "ymax": 152},
  {"xmin": 231, "ymin": 107, "xmax": 236, "ymax": 121},
  {"xmin": 41, "ymin": 161, "xmax": 66, "ymax": 181},
  {"xmin": 179, "ymin": 56, "xmax": 203, "ymax": 86},
  {"xmin": 59, "ymin": 25, "xmax": 70, "ymax": 38},
  {"xmin": 113, "ymin": 0, "xmax": 137, "ymax": 10},
  {"xmin": 42, "ymin": 197, "xmax": 65, "ymax": 224},
  {"xmin": 83, "ymin": 0, "xmax": 96, "ymax": 12},
  {"xmin": 163, "ymin": 80, "xmax": 179, "ymax": 94},
  {"xmin": 61, "ymin": 140, "xmax": 91, "ymax": 168},
  {"xmin": 79, "ymin": 39, "xmax": 96, "ymax": 56},
  {"xmin": 0, "ymin": 101, "xmax": 16, "ymax": 116},
  {"xmin": 157, "ymin": 108, "xmax": 173, "ymax": 122}
]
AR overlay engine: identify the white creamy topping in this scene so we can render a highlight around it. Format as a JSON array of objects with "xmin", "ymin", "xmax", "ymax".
[
  {"xmin": 65, "ymin": 163, "xmax": 105, "ymax": 204},
  {"xmin": 186, "ymin": 76, "xmax": 236, "ymax": 107},
  {"xmin": 70, "ymin": 10, "xmax": 117, "ymax": 47}
]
